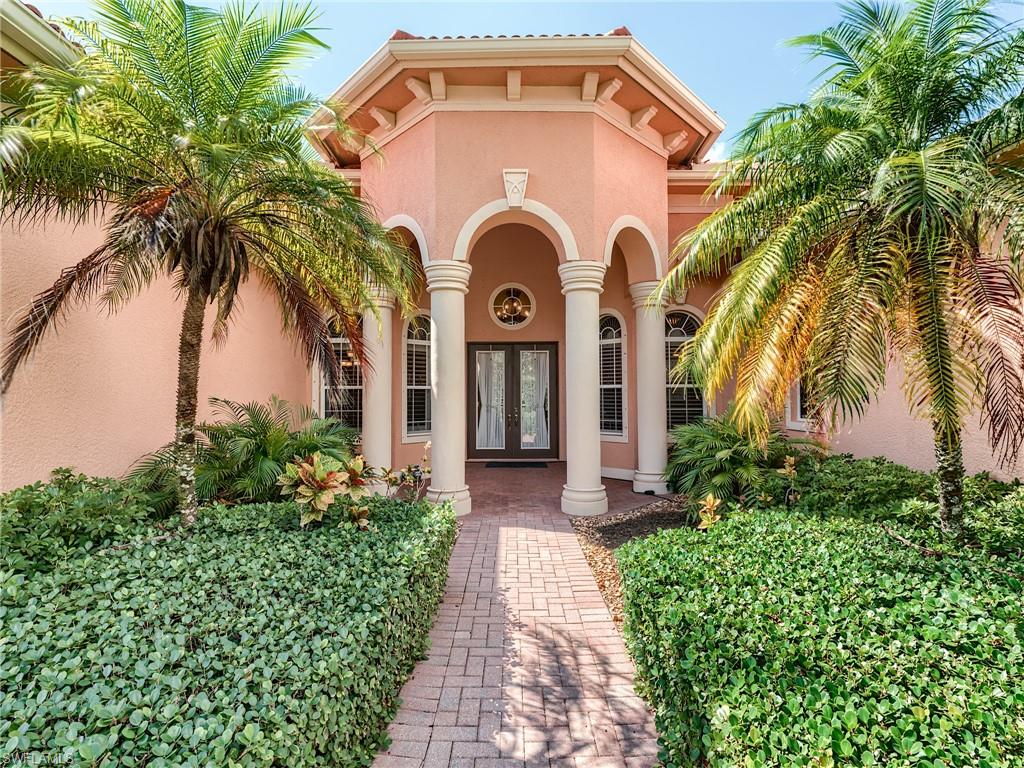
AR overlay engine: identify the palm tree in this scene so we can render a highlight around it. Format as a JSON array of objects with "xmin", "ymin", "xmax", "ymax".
[
  {"xmin": 0, "ymin": 0, "xmax": 421, "ymax": 524},
  {"xmin": 660, "ymin": 0, "xmax": 1024, "ymax": 537}
]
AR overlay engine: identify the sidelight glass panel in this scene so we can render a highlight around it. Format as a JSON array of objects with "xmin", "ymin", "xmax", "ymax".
[
  {"xmin": 519, "ymin": 350, "xmax": 550, "ymax": 450},
  {"xmin": 476, "ymin": 351, "xmax": 505, "ymax": 450}
]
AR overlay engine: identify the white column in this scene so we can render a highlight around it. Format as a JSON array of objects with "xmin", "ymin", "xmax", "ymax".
[
  {"xmin": 559, "ymin": 261, "xmax": 608, "ymax": 516},
  {"xmin": 629, "ymin": 281, "xmax": 669, "ymax": 494},
  {"xmin": 424, "ymin": 260, "xmax": 472, "ymax": 516},
  {"xmin": 361, "ymin": 288, "xmax": 393, "ymax": 479}
]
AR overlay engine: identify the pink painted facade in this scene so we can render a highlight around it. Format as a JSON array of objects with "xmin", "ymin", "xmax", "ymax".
[{"xmin": 2, "ymin": 28, "xmax": 1019, "ymax": 498}]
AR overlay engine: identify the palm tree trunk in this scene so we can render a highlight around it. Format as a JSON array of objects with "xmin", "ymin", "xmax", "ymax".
[
  {"xmin": 175, "ymin": 284, "xmax": 207, "ymax": 525},
  {"xmin": 932, "ymin": 421, "xmax": 965, "ymax": 539}
]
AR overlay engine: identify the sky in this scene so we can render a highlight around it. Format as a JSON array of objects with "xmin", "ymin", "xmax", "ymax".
[{"xmin": 36, "ymin": 0, "xmax": 1024, "ymax": 157}]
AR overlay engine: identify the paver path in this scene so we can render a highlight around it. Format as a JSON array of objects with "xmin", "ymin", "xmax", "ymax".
[{"xmin": 375, "ymin": 467, "xmax": 660, "ymax": 768}]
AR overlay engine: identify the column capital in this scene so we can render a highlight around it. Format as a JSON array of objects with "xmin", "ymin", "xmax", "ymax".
[
  {"xmin": 424, "ymin": 260, "xmax": 472, "ymax": 294},
  {"xmin": 558, "ymin": 260, "xmax": 606, "ymax": 295},
  {"xmin": 366, "ymin": 285, "xmax": 395, "ymax": 308},
  {"xmin": 628, "ymin": 280, "xmax": 666, "ymax": 309}
]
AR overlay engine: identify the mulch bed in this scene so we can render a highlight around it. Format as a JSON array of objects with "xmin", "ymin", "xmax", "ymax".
[{"xmin": 571, "ymin": 497, "xmax": 693, "ymax": 628}]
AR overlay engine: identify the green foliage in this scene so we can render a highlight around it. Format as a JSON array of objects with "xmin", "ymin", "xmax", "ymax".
[
  {"xmin": 129, "ymin": 397, "xmax": 357, "ymax": 514},
  {"xmin": 0, "ymin": 0, "xmax": 422, "ymax": 521},
  {"xmin": 665, "ymin": 410, "xmax": 800, "ymax": 502},
  {"xmin": 760, "ymin": 453, "xmax": 937, "ymax": 519},
  {"xmin": 278, "ymin": 452, "xmax": 372, "ymax": 528},
  {"xmin": 618, "ymin": 509, "xmax": 1024, "ymax": 768},
  {"xmin": 757, "ymin": 454, "xmax": 1022, "ymax": 553},
  {"xmin": 968, "ymin": 488, "xmax": 1024, "ymax": 555},
  {"xmin": 899, "ymin": 487, "xmax": 1024, "ymax": 556},
  {"xmin": 0, "ymin": 469, "xmax": 157, "ymax": 575},
  {"xmin": 0, "ymin": 498, "xmax": 456, "ymax": 767},
  {"xmin": 658, "ymin": 0, "xmax": 1024, "ymax": 533}
]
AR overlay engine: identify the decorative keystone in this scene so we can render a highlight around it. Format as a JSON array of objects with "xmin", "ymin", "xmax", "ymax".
[{"xmin": 503, "ymin": 169, "xmax": 529, "ymax": 209}]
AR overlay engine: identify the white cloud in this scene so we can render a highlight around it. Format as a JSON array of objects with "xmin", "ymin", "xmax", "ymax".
[{"xmin": 704, "ymin": 140, "xmax": 728, "ymax": 163}]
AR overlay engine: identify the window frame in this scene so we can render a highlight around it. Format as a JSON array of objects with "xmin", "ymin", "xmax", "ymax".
[
  {"xmin": 313, "ymin": 323, "xmax": 364, "ymax": 433},
  {"xmin": 665, "ymin": 306, "xmax": 709, "ymax": 436},
  {"xmin": 785, "ymin": 379, "xmax": 811, "ymax": 431},
  {"xmin": 598, "ymin": 309, "xmax": 628, "ymax": 442},
  {"xmin": 488, "ymin": 282, "xmax": 537, "ymax": 331},
  {"xmin": 402, "ymin": 311, "xmax": 432, "ymax": 442}
]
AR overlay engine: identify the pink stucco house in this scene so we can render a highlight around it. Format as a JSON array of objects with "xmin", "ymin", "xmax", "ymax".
[{"xmin": 2, "ymin": 23, "xmax": 1018, "ymax": 506}]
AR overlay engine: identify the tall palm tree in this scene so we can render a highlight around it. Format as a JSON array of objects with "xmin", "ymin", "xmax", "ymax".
[
  {"xmin": 0, "ymin": 0, "xmax": 421, "ymax": 524},
  {"xmin": 660, "ymin": 0, "xmax": 1024, "ymax": 537}
]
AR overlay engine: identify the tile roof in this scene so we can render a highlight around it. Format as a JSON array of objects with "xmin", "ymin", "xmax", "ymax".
[{"xmin": 389, "ymin": 26, "xmax": 632, "ymax": 41}]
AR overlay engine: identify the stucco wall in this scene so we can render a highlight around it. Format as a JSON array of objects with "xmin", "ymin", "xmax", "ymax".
[
  {"xmin": 827, "ymin": 363, "xmax": 1024, "ymax": 479},
  {"xmin": 433, "ymin": 111, "xmax": 598, "ymax": 261},
  {"xmin": 360, "ymin": 115, "xmax": 437, "ymax": 255},
  {"xmin": 1, "ymin": 221, "xmax": 310, "ymax": 490},
  {"xmin": 594, "ymin": 118, "xmax": 668, "ymax": 282}
]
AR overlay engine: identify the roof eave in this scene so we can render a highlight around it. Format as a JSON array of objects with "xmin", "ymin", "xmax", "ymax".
[
  {"xmin": 307, "ymin": 34, "xmax": 727, "ymax": 157},
  {"xmin": 0, "ymin": 0, "xmax": 79, "ymax": 67}
]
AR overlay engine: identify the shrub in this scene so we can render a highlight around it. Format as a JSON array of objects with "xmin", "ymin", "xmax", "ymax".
[
  {"xmin": 665, "ymin": 409, "xmax": 802, "ymax": 502},
  {"xmin": 130, "ymin": 396, "xmax": 358, "ymax": 514},
  {"xmin": 968, "ymin": 487, "xmax": 1024, "ymax": 555},
  {"xmin": 278, "ymin": 452, "xmax": 373, "ymax": 527},
  {"xmin": 0, "ymin": 497, "xmax": 455, "ymax": 767},
  {"xmin": 760, "ymin": 453, "xmax": 936, "ymax": 519},
  {"xmin": 0, "ymin": 469, "xmax": 157, "ymax": 575},
  {"xmin": 618, "ymin": 509, "xmax": 1024, "ymax": 767},
  {"xmin": 899, "ymin": 488, "xmax": 1024, "ymax": 556}
]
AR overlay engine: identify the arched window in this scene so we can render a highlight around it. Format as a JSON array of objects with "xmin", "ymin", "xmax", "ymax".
[
  {"xmin": 405, "ymin": 315, "xmax": 431, "ymax": 436},
  {"xmin": 322, "ymin": 320, "xmax": 363, "ymax": 431},
  {"xmin": 665, "ymin": 311, "xmax": 704, "ymax": 430},
  {"xmin": 599, "ymin": 313, "xmax": 625, "ymax": 436}
]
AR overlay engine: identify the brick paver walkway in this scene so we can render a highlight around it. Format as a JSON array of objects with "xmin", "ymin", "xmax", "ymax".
[{"xmin": 375, "ymin": 465, "xmax": 660, "ymax": 768}]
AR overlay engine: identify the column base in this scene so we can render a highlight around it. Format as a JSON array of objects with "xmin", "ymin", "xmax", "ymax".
[
  {"xmin": 561, "ymin": 485, "xmax": 608, "ymax": 516},
  {"xmin": 632, "ymin": 471, "xmax": 668, "ymax": 495},
  {"xmin": 426, "ymin": 485, "xmax": 472, "ymax": 516}
]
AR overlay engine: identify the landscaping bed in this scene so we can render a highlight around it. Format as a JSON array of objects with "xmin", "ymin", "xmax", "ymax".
[
  {"xmin": 571, "ymin": 497, "xmax": 693, "ymax": 627},
  {"xmin": 616, "ymin": 455, "xmax": 1024, "ymax": 767},
  {"xmin": 1, "ymin": 498, "xmax": 456, "ymax": 766}
]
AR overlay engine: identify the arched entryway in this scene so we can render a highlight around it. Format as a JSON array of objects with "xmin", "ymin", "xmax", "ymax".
[
  {"xmin": 465, "ymin": 223, "xmax": 564, "ymax": 462},
  {"xmin": 603, "ymin": 218, "xmax": 671, "ymax": 494},
  {"xmin": 425, "ymin": 200, "xmax": 609, "ymax": 516}
]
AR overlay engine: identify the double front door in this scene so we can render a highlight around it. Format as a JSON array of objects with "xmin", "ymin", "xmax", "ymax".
[{"xmin": 468, "ymin": 343, "xmax": 558, "ymax": 460}]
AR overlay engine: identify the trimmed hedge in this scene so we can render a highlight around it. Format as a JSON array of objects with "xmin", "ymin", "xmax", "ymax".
[
  {"xmin": 618, "ymin": 510, "xmax": 1024, "ymax": 767},
  {"xmin": 761, "ymin": 454, "xmax": 937, "ymax": 519},
  {"xmin": 1, "ymin": 498, "xmax": 456, "ymax": 767},
  {"xmin": 0, "ymin": 469, "xmax": 159, "ymax": 575}
]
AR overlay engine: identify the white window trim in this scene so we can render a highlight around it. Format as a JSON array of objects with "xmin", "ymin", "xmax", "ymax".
[
  {"xmin": 665, "ymin": 304, "xmax": 712, "ymax": 441},
  {"xmin": 599, "ymin": 308, "xmax": 628, "ymax": 443},
  {"xmin": 785, "ymin": 380, "xmax": 810, "ymax": 432},
  {"xmin": 402, "ymin": 311, "xmax": 432, "ymax": 443}
]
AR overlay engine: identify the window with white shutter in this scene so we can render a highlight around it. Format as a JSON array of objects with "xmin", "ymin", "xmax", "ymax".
[
  {"xmin": 405, "ymin": 315, "xmax": 431, "ymax": 436},
  {"xmin": 322, "ymin": 321, "xmax": 363, "ymax": 431},
  {"xmin": 665, "ymin": 311, "xmax": 704, "ymax": 430},
  {"xmin": 599, "ymin": 314, "xmax": 625, "ymax": 436}
]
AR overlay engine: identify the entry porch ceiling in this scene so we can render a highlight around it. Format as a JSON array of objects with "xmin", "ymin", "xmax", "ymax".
[{"xmin": 308, "ymin": 31, "xmax": 725, "ymax": 169}]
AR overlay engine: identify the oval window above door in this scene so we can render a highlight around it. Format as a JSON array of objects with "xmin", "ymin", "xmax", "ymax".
[{"xmin": 489, "ymin": 284, "xmax": 536, "ymax": 329}]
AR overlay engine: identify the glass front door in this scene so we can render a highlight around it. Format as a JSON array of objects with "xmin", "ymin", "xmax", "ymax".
[{"xmin": 468, "ymin": 343, "xmax": 558, "ymax": 459}]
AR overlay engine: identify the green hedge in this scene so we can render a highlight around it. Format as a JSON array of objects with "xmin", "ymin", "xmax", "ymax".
[
  {"xmin": 761, "ymin": 454, "xmax": 937, "ymax": 518},
  {"xmin": 0, "ymin": 469, "xmax": 159, "ymax": 575},
  {"xmin": 618, "ymin": 510, "xmax": 1024, "ymax": 767},
  {"xmin": 1, "ymin": 498, "xmax": 456, "ymax": 767}
]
